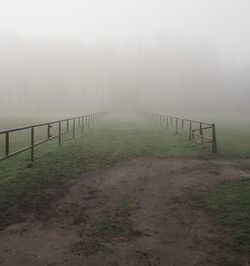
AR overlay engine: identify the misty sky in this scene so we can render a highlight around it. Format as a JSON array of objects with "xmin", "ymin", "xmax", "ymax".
[
  {"xmin": 0, "ymin": 0, "xmax": 250, "ymax": 116},
  {"xmin": 1, "ymin": 0, "xmax": 250, "ymax": 63}
]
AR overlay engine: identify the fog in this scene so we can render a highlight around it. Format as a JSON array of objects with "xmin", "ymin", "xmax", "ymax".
[{"xmin": 0, "ymin": 0, "xmax": 250, "ymax": 120}]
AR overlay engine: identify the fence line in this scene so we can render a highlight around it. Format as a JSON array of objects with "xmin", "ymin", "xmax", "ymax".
[
  {"xmin": 0, "ymin": 111, "xmax": 218, "ymax": 164},
  {"xmin": 149, "ymin": 113, "xmax": 217, "ymax": 152},
  {"xmin": 0, "ymin": 112, "xmax": 105, "ymax": 163}
]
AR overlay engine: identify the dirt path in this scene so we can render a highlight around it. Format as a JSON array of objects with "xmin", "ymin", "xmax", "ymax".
[{"xmin": 0, "ymin": 158, "xmax": 249, "ymax": 265}]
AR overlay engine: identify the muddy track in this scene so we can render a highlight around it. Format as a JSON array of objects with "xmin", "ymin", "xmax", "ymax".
[{"xmin": 0, "ymin": 158, "xmax": 249, "ymax": 265}]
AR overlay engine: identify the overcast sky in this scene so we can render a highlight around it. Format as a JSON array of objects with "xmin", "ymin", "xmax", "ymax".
[
  {"xmin": 0, "ymin": 0, "xmax": 250, "ymax": 64},
  {"xmin": 0, "ymin": 0, "xmax": 250, "ymax": 117}
]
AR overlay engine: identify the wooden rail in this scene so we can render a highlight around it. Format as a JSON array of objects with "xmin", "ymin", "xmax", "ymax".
[
  {"xmin": 149, "ymin": 113, "xmax": 217, "ymax": 152},
  {"xmin": 0, "ymin": 112, "xmax": 105, "ymax": 163}
]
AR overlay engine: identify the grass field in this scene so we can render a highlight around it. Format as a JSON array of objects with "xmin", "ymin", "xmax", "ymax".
[
  {"xmin": 217, "ymin": 126, "xmax": 250, "ymax": 157},
  {"xmin": 1, "ymin": 113, "xmax": 250, "ymax": 158},
  {"xmin": 181, "ymin": 177, "xmax": 250, "ymax": 258},
  {"xmin": 0, "ymin": 117, "xmax": 209, "ymax": 222},
  {"xmin": 0, "ymin": 113, "xmax": 249, "ymax": 260},
  {"xmin": 205, "ymin": 178, "xmax": 250, "ymax": 254}
]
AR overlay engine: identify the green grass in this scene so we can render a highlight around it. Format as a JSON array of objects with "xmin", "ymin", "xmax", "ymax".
[
  {"xmin": 180, "ymin": 178, "xmax": 250, "ymax": 254},
  {"xmin": 0, "ymin": 113, "xmax": 249, "ymax": 232},
  {"xmin": 204, "ymin": 178, "xmax": 250, "ymax": 253},
  {"xmin": 72, "ymin": 200, "xmax": 137, "ymax": 256},
  {"xmin": 88, "ymin": 200, "xmax": 138, "ymax": 240},
  {"xmin": 1, "ymin": 114, "xmax": 250, "ymax": 262},
  {"xmin": 216, "ymin": 126, "xmax": 250, "ymax": 157},
  {"xmin": 72, "ymin": 240, "xmax": 111, "ymax": 256},
  {"xmin": 0, "ymin": 118, "xmax": 209, "ymax": 224},
  {"xmin": 179, "ymin": 112, "xmax": 250, "ymax": 157}
]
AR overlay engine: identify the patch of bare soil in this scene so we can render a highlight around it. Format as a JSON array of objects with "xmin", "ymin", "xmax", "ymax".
[{"xmin": 0, "ymin": 158, "xmax": 249, "ymax": 266}]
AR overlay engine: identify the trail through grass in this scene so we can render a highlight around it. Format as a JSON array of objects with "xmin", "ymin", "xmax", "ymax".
[{"xmin": 0, "ymin": 115, "xmax": 209, "ymax": 224}]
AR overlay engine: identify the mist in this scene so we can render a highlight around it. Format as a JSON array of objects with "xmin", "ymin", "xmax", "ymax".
[
  {"xmin": 1, "ymin": 2, "xmax": 250, "ymax": 262},
  {"xmin": 0, "ymin": 0, "xmax": 250, "ymax": 121}
]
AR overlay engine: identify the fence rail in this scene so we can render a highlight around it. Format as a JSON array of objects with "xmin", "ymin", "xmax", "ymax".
[
  {"xmin": 0, "ymin": 111, "xmax": 218, "ymax": 163},
  {"xmin": 149, "ymin": 113, "xmax": 217, "ymax": 152},
  {"xmin": 0, "ymin": 112, "xmax": 104, "ymax": 162}
]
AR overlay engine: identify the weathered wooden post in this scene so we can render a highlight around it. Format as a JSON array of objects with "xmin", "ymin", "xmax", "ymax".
[
  {"xmin": 5, "ymin": 132, "xmax": 9, "ymax": 157},
  {"xmin": 189, "ymin": 121, "xmax": 192, "ymax": 140},
  {"xmin": 58, "ymin": 121, "xmax": 61, "ymax": 146},
  {"xmin": 82, "ymin": 116, "xmax": 84, "ymax": 135},
  {"xmin": 73, "ymin": 118, "xmax": 76, "ymax": 138},
  {"xmin": 212, "ymin": 124, "xmax": 217, "ymax": 153},
  {"xmin": 31, "ymin": 127, "xmax": 34, "ymax": 161},
  {"xmin": 88, "ymin": 115, "xmax": 90, "ymax": 129},
  {"xmin": 200, "ymin": 122, "xmax": 203, "ymax": 141},
  {"xmin": 47, "ymin": 123, "xmax": 51, "ymax": 139},
  {"xmin": 67, "ymin": 119, "xmax": 69, "ymax": 131}
]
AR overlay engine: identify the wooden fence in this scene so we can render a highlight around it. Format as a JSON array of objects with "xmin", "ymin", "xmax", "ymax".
[
  {"xmin": 0, "ymin": 111, "xmax": 217, "ymax": 164},
  {"xmin": 150, "ymin": 113, "xmax": 217, "ymax": 152},
  {"xmin": 0, "ymin": 112, "xmax": 104, "ymax": 162}
]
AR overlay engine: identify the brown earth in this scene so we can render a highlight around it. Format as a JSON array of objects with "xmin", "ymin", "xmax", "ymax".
[{"xmin": 0, "ymin": 158, "xmax": 249, "ymax": 266}]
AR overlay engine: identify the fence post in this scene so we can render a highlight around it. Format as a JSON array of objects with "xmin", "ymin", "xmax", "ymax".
[
  {"xmin": 171, "ymin": 116, "xmax": 173, "ymax": 125},
  {"xmin": 87, "ymin": 115, "xmax": 89, "ymax": 128},
  {"xmin": 176, "ymin": 118, "xmax": 178, "ymax": 134},
  {"xmin": 59, "ymin": 121, "xmax": 61, "ymax": 146},
  {"xmin": 182, "ymin": 119, "xmax": 184, "ymax": 130},
  {"xmin": 166, "ymin": 116, "xmax": 168, "ymax": 129},
  {"xmin": 47, "ymin": 123, "xmax": 51, "ymax": 139},
  {"xmin": 189, "ymin": 121, "xmax": 192, "ymax": 140},
  {"xmin": 82, "ymin": 116, "xmax": 84, "ymax": 135},
  {"xmin": 73, "ymin": 118, "xmax": 75, "ymax": 138},
  {"xmin": 67, "ymin": 119, "xmax": 69, "ymax": 131},
  {"xmin": 212, "ymin": 124, "xmax": 217, "ymax": 153},
  {"xmin": 200, "ymin": 122, "xmax": 203, "ymax": 141},
  {"xmin": 31, "ymin": 127, "xmax": 34, "ymax": 161},
  {"xmin": 5, "ymin": 132, "xmax": 9, "ymax": 157}
]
